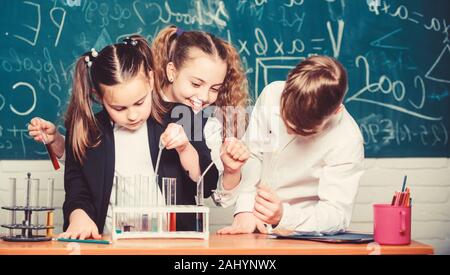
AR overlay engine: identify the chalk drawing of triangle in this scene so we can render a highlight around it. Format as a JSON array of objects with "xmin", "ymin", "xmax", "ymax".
[
  {"xmin": 425, "ymin": 44, "xmax": 450, "ymax": 84},
  {"xmin": 93, "ymin": 28, "xmax": 113, "ymax": 51},
  {"xmin": 370, "ymin": 28, "xmax": 409, "ymax": 50}
]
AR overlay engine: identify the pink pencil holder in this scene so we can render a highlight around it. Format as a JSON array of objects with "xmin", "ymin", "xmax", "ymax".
[{"xmin": 373, "ymin": 204, "xmax": 411, "ymax": 245}]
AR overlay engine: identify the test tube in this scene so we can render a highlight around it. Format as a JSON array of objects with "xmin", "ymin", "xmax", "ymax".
[
  {"xmin": 196, "ymin": 177, "xmax": 204, "ymax": 232},
  {"xmin": 162, "ymin": 177, "xmax": 177, "ymax": 232},
  {"xmin": 133, "ymin": 175, "xmax": 140, "ymax": 231},
  {"xmin": 119, "ymin": 176, "xmax": 126, "ymax": 231},
  {"xmin": 33, "ymin": 178, "xmax": 40, "ymax": 217},
  {"xmin": 9, "ymin": 178, "xmax": 17, "ymax": 237},
  {"xmin": 23, "ymin": 173, "xmax": 32, "ymax": 238},
  {"xmin": 46, "ymin": 178, "xmax": 55, "ymax": 237},
  {"xmin": 153, "ymin": 174, "xmax": 161, "ymax": 232},
  {"xmin": 25, "ymin": 173, "xmax": 31, "ymax": 208},
  {"xmin": 196, "ymin": 176, "xmax": 204, "ymax": 206},
  {"xmin": 120, "ymin": 176, "xmax": 129, "ymax": 231},
  {"xmin": 113, "ymin": 175, "xmax": 122, "ymax": 234},
  {"xmin": 124, "ymin": 177, "xmax": 137, "ymax": 231},
  {"xmin": 139, "ymin": 175, "xmax": 150, "ymax": 231},
  {"xmin": 142, "ymin": 177, "xmax": 150, "ymax": 234},
  {"xmin": 31, "ymin": 178, "xmax": 40, "ymax": 236}
]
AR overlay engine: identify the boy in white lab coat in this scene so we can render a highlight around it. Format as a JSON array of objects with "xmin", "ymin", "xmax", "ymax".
[{"xmin": 218, "ymin": 55, "xmax": 364, "ymax": 234}]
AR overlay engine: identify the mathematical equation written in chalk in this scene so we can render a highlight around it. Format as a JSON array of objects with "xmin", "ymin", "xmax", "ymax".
[{"xmin": 0, "ymin": 0, "xmax": 448, "ymax": 158}]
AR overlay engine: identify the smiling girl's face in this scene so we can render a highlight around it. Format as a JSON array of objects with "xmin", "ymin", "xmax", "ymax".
[{"xmin": 165, "ymin": 48, "xmax": 227, "ymax": 113}]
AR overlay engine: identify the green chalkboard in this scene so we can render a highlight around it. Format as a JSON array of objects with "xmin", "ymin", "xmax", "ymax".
[{"xmin": 0, "ymin": 0, "xmax": 449, "ymax": 159}]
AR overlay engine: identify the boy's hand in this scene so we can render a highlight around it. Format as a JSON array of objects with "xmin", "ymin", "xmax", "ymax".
[
  {"xmin": 253, "ymin": 184, "xmax": 283, "ymax": 226},
  {"xmin": 220, "ymin": 137, "xmax": 250, "ymax": 174},
  {"xmin": 161, "ymin": 123, "xmax": 190, "ymax": 153},
  {"xmin": 216, "ymin": 212, "xmax": 267, "ymax": 234},
  {"xmin": 28, "ymin": 117, "xmax": 57, "ymax": 144},
  {"xmin": 58, "ymin": 209, "xmax": 101, "ymax": 240}
]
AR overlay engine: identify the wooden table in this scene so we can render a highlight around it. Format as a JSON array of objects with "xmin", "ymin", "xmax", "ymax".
[{"xmin": 0, "ymin": 234, "xmax": 433, "ymax": 255}]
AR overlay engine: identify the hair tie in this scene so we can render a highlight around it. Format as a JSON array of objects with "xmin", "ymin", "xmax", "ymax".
[
  {"xmin": 123, "ymin": 37, "xmax": 138, "ymax": 46},
  {"xmin": 176, "ymin": 28, "xmax": 185, "ymax": 37},
  {"xmin": 84, "ymin": 48, "xmax": 98, "ymax": 67}
]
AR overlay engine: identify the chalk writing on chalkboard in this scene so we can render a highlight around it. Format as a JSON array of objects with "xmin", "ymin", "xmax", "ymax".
[{"xmin": 0, "ymin": 0, "xmax": 448, "ymax": 159}]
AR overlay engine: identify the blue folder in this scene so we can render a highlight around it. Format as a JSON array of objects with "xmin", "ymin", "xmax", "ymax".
[{"xmin": 272, "ymin": 232, "xmax": 374, "ymax": 244}]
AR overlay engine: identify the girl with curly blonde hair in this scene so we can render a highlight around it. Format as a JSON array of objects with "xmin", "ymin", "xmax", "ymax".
[{"xmin": 152, "ymin": 25, "xmax": 251, "ymax": 201}]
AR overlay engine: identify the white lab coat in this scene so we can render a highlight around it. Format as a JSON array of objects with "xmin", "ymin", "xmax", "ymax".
[{"xmin": 226, "ymin": 81, "xmax": 365, "ymax": 234}]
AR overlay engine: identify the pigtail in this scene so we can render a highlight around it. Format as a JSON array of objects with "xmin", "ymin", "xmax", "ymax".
[
  {"xmin": 151, "ymin": 25, "xmax": 178, "ymax": 90},
  {"xmin": 64, "ymin": 53, "xmax": 101, "ymax": 164}
]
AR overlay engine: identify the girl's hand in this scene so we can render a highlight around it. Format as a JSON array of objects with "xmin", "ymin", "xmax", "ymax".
[
  {"xmin": 28, "ymin": 117, "xmax": 65, "ymax": 158},
  {"xmin": 160, "ymin": 123, "xmax": 190, "ymax": 153},
  {"xmin": 58, "ymin": 209, "xmax": 101, "ymax": 240},
  {"xmin": 253, "ymin": 184, "xmax": 284, "ymax": 226},
  {"xmin": 28, "ymin": 117, "xmax": 57, "ymax": 144},
  {"xmin": 221, "ymin": 138, "xmax": 250, "ymax": 174},
  {"xmin": 161, "ymin": 123, "xmax": 201, "ymax": 181}
]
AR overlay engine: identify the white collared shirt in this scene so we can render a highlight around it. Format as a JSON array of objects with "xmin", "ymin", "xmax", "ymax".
[
  {"xmin": 104, "ymin": 122, "xmax": 164, "ymax": 234},
  {"xmin": 231, "ymin": 81, "xmax": 365, "ymax": 234}
]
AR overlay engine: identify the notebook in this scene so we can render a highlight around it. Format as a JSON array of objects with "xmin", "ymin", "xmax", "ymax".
[{"xmin": 271, "ymin": 232, "xmax": 374, "ymax": 244}]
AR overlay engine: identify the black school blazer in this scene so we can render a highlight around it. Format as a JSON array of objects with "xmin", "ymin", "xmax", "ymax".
[{"xmin": 63, "ymin": 105, "xmax": 219, "ymax": 233}]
